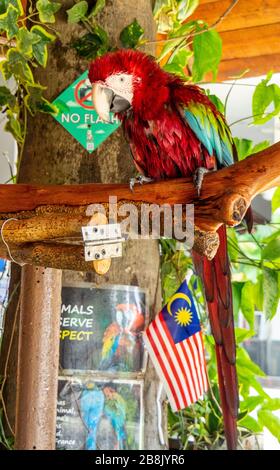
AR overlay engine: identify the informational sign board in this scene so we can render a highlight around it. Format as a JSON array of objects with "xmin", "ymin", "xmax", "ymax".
[
  {"xmin": 59, "ymin": 284, "xmax": 148, "ymax": 374},
  {"xmin": 52, "ymin": 71, "xmax": 120, "ymax": 153},
  {"xmin": 56, "ymin": 377, "xmax": 143, "ymax": 450}
]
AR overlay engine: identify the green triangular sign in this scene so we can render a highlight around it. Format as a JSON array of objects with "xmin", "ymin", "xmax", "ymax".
[{"xmin": 52, "ymin": 71, "xmax": 120, "ymax": 153}]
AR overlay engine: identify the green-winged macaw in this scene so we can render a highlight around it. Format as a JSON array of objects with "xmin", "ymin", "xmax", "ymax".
[{"xmin": 89, "ymin": 49, "xmax": 251, "ymax": 449}]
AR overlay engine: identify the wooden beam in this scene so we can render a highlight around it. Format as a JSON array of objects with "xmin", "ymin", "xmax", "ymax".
[
  {"xmin": 0, "ymin": 243, "xmax": 96, "ymax": 272},
  {"xmin": 220, "ymin": 24, "xmax": 280, "ymax": 60},
  {"xmin": 190, "ymin": 0, "xmax": 280, "ymax": 33},
  {"xmin": 216, "ymin": 53, "xmax": 280, "ymax": 81}
]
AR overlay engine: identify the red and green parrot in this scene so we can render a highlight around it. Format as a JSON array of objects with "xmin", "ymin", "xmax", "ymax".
[
  {"xmin": 89, "ymin": 50, "xmax": 246, "ymax": 449},
  {"xmin": 101, "ymin": 303, "xmax": 144, "ymax": 371}
]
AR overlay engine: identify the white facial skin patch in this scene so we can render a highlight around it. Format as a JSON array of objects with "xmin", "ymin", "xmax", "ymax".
[{"xmin": 105, "ymin": 73, "xmax": 134, "ymax": 104}]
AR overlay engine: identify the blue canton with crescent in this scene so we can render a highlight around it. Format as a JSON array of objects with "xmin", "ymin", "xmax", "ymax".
[{"xmin": 162, "ymin": 279, "xmax": 201, "ymax": 344}]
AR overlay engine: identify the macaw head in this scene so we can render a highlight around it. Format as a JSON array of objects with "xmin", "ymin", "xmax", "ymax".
[
  {"xmin": 89, "ymin": 49, "xmax": 171, "ymax": 122},
  {"xmin": 115, "ymin": 303, "xmax": 144, "ymax": 331},
  {"xmin": 103, "ymin": 386, "xmax": 116, "ymax": 400}
]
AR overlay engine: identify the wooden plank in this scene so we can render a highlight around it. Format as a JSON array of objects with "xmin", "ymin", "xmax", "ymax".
[
  {"xmin": 190, "ymin": 0, "xmax": 280, "ymax": 32},
  {"xmin": 220, "ymin": 24, "xmax": 280, "ymax": 60},
  {"xmin": 199, "ymin": 0, "xmax": 218, "ymax": 4},
  {"xmin": 216, "ymin": 54, "xmax": 280, "ymax": 80}
]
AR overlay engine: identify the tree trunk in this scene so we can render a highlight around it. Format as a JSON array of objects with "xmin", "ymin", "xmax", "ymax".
[{"xmin": 1, "ymin": 0, "xmax": 166, "ymax": 450}]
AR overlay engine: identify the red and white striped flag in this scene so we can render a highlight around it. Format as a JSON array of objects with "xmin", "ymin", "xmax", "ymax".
[{"xmin": 143, "ymin": 279, "xmax": 208, "ymax": 411}]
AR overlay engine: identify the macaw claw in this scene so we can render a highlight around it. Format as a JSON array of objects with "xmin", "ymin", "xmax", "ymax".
[
  {"xmin": 193, "ymin": 167, "xmax": 210, "ymax": 197},
  {"xmin": 129, "ymin": 175, "xmax": 154, "ymax": 192}
]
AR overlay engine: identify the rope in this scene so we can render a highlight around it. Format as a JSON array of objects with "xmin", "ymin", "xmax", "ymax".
[{"xmin": 0, "ymin": 218, "xmax": 26, "ymax": 266}]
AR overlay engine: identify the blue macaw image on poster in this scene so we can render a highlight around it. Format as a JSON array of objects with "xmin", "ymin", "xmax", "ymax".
[
  {"xmin": 59, "ymin": 284, "xmax": 148, "ymax": 374},
  {"xmin": 56, "ymin": 378, "xmax": 143, "ymax": 450}
]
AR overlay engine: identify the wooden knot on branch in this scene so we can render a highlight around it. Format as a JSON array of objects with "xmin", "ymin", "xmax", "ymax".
[{"xmin": 219, "ymin": 193, "xmax": 248, "ymax": 227}]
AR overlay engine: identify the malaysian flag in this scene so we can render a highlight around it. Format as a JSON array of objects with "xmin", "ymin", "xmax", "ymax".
[{"xmin": 143, "ymin": 279, "xmax": 208, "ymax": 411}]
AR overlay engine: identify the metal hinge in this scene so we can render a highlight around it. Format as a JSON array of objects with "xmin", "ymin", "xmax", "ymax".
[{"xmin": 82, "ymin": 223, "xmax": 125, "ymax": 262}]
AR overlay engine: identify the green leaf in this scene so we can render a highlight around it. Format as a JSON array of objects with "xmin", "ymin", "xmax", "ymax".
[
  {"xmin": 89, "ymin": 0, "xmax": 105, "ymax": 17},
  {"xmin": 72, "ymin": 27, "xmax": 109, "ymax": 59},
  {"xmin": 252, "ymin": 71, "xmax": 280, "ymax": 125},
  {"xmin": 251, "ymin": 140, "xmax": 270, "ymax": 155},
  {"xmin": 263, "ymin": 267, "xmax": 279, "ymax": 320},
  {"xmin": 240, "ymin": 281, "xmax": 255, "ymax": 329},
  {"xmin": 66, "ymin": 1, "xmax": 88, "ymax": 23},
  {"xmin": 36, "ymin": 0, "xmax": 61, "ymax": 23},
  {"xmin": 169, "ymin": 48, "xmax": 192, "ymax": 67},
  {"xmin": 163, "ymin": 63, "xmax": 184, "ymax": 76},
  {"xmin": 232, "ymin": 282, "xmax": 243, "ymax": 319},
  {"xmin": 192, "ymin": 29, "xmax": 222, "ymax": 82},
  {"xmin": 17, "ymin": 27, "xmax": 41, "ymax": 59},
  {"xmin": 0, "ymin": 4, "xmax": 19, "ymax": 39},
  {"xmin": 253, "ymin": 274, "xmax": 263, "ymax": 312},
  {"xmin": 272, "ymin": 187, "xmax": 280, "ymax": 213},
  {"xmin": 262, "ymin": 238, "xmax": 280, "ymax": 260},
  {"xmin": 0, "ymin": 60, "xmax": 12, "ymax": 81},
  {"xmin": 240, "ymin": 396, "xmax": 264, "ymax": 413},
  {"xmin": 227, "ymin": 227, "xmax": 238, "ymax": 262},
  {"xmin": 0, "ymin": 0, "xmax": 23, "ymax": 15},
  {"xmin": 262, "ymin": 229, "xmax": 280, "ymax": 245},
  {"xmin": 31, "ymin": 25, "xmax": 55, "ymax": 67},
  {"xmin": 238, "ymin": 415, "xmax": 262, "ymax": 433},
  {"xmin": 233, "ymin": 137, "xmax": 270, "ymax": 161},
  {"xmin": 120, "ymin": 19, "xmax": 144, "ymax": 49},
  {"xmin": 164, "ymin": 48, "xmax": 193, "ymax": 78},
  {"xmin": 238, "ymin": 369, "xmax": 268, "ymax": 398},
  {"xmin": 157, "ymin": 37, "xmax": 183, "ymax": 62},
  {"xmin": 4, "ymin": 110, "xmax": 23, "ymax": 143},
  {"xmin": 170, "ymin": 20, "xmax": 199, "ymax": 38},
  {"xmin": 258, "ymin": 409, "xmax": 280, "ymax": 442},
  {"xmin": 177, "ymin": 0, "xmax": 199, "ymax": 22},
  {"xmin": 233, "ymin": 138, "xmax": 253, "ymax": 161},
  {"xmin": 262, "ymin": 398, "xmax": 280, "ymax": 411},
  {"xmin": 0, "ymin": 86, "xmax": 16, "ymax": 108},
  {"xmin": 234, "ymin": 327, "xmax": 254, "ymax": 344},
  {"xmin": 208, "ymin": 93, "xmax": 224, "ymax": 114},
  {"xmin": 237, "ymin": 347, "xmax": 266, "ymax": 377},
  {"xmin": 1, "ymin": 48, "xmax": 34, "ymax": 84},
  {"xmin": 153, "ymin": 1, "xmax": 177, "ymax": 33},
  {"xmin": 24, "ymin": 84, "xmax": 57, "ymax": 115},
  {"xmin": 153, "ymin": 0, "xmax": 170, "ymax": 17},
  {"xmin": 54, "ymin": 99, "xmax": 69, "ymax": 114}
]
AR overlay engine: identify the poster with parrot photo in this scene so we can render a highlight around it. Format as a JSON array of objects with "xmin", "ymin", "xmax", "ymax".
[
  {"xmin": 56, "ymin": 377, "xmax": 143, "ymax": 450},
  {"xmin": 59, "ymin": 283, "xmax": 148, "ymax": 374}
]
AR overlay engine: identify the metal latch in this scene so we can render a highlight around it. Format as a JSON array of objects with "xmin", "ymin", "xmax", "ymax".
[{"xmin": 82, "ymin": 223, "xmax": 124, "ymax": 261}]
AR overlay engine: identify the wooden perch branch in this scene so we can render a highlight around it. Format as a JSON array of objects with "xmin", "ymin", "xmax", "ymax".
[{"xmin": 0, "ymin": 141, "xmax": 279, "ymax": 269}]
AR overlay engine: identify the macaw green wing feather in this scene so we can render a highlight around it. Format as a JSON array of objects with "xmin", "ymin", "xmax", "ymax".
[{"xmin": 184, "ymin": 102, "xmax": 234, "ymax": 167}]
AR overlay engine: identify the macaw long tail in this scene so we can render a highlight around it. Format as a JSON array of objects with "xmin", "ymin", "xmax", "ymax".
[{"xmin": 193, "ymin": 225, "xmax": 238, "ymax": 450}]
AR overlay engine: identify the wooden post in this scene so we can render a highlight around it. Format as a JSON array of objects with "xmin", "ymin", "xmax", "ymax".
[{"xmin": 15, "ymin": 266, "xmax": 62, "ymax": 450}]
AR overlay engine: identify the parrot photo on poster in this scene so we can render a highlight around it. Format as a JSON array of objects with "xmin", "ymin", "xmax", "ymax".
[
  {"xmin": 100, "ymin": 303, "xmax": 145, "ymax": 371},
  {"xmin": 88, "ymin": 50, "xmax": 253, "ymax": 450}
]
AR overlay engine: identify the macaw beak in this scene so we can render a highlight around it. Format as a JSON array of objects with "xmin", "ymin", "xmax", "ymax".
[{"xmin": 92, "ymin": 82, "xmax": 131, "ymax": 123}]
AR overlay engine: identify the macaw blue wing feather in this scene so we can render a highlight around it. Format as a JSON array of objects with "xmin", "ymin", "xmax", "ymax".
[{"xmin": 184, "ymin": 102, "xmax": 234, "ymax": 167}]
